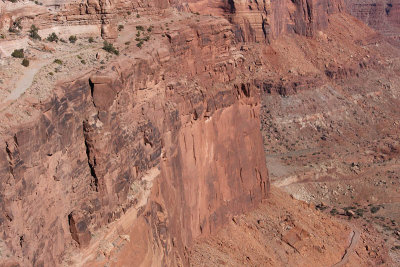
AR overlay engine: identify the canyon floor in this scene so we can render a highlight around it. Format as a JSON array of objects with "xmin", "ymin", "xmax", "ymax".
[{"xmin": 1, "ymin": 0, "xmax": 400, "ymax": 266}]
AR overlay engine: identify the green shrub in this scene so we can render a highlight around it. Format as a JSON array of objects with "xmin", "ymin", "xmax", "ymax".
[
  {"xmin": 53, "ymin": 59, "xmax": 62, "ymax": 65},
  {"xmin": 11, "ymin": 49, "xmax": 24, "ymax": 58},
  {"xmin": 9, "ymin": 20, "xmax": 22, "ymax": 33},
  {"xmin": 47, "ymin": 32, "xmax": 58, "ymax": 42},
  {"xmin": 88, "ymin": 37, "xmax": 94, "ymax": 43},
  {"xmin": 81, "ymin": 60, "xmax": 86, "ymax": 64},
  {"xmin": 69, "ymin": 35, "xmax": 77, "ymax": 43},
  {"xmin": 21, "ymin": 58, "xmax": 29, "ymax": 67},
  {"xmin": 136, "ymin": 25, "xmax": 144, "ymax": 31},
  {"xmin": 147, "ymin": 26, "xmax": 153, "ymax": 32},
  {"xmin": 29, "ymin": 25, "xmax": 41, "ymax": 40},
  {"xmin": 330, "ymin": 208, "xmax": 338, "ymax": 216},
  {"xmin": 136, "ymin": 14, "xmax": 140, "ymax": 18},
  {"xmin": 370, "ymin": 206, "xmax": 381, "ymax": 214},
  {"xmin": 102, "ymin": 41, "xmax": 119, "ymax": 55},
  {"xmin": 118, "ymin": 25, "xmax": 124, "ymax": 32}
]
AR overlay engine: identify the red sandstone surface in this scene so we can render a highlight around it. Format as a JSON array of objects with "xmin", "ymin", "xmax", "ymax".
[{"xmin": 0, "ymin": 0, "xmax": 399, "ymax": 266}]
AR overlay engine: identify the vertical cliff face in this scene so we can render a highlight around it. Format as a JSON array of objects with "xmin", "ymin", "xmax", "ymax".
[
  {"xmin": 344, "ymin": 0, "xmax": 400, "ymax": 45},
  {"xmin": 0, "ymin": 13, "xmax": 268, "ymax": 266},
  {"xmin": 185, "ymin": 0, "xmax": 343, "ymax": 42}
]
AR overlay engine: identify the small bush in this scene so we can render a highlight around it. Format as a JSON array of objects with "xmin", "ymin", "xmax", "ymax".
[
  {"xmin": 21, "ymin": 58, "xmax": 29, "ymax": 67},
  {"xmin": 147, "ymin": 26, "xmax": 153, "ymax": 32},
  {"xmin": 9, "ymin": 20, "xmax": 22, "ymax": 33},
  {"xmin": 136, "ymin": 41, "xmax": 143, "ymax": 48},
  {"xmin": 88, "ymin": 37, "xmax": 94, "ymax": 43},
  {"xmin": 69, "ymin": 35, "xmax": 77, "ymax": 43},
  {"xmin": 81, "ymin": 59, "xmax": 86, "ymax": 65},
  {"xmin": 330, "ymin": 208, "xmax": 338, "ymax": 216},
  {"xmin": 11, "ymin": 49, "xmax": 24, "ymax": 58},
  {"xmin": 48, "ymin": 72, "xmax": 54, "ymax": 76},
  {"xmin": 136, "ymin": 25, "xmax": 144, "ymax": 31},
  {"xmin": 102, "ymin": 41, "xmax": 119, "ymax": 55},
  {"xmin": 29, "ymin": 25, "xmax": 41, "ymax": 40},
  {"xmin": 370, "ymin": 206, "xmax": 381, "ymax": 214},
  {"xmin": 47, "ymin": 32, "xmax": 58, "ymax": 42},
  {"xmin": 127, "ymin": 11, "xmax": 131, "ymax": 15},
  {"xmin": 53, "ymin": 59, "xmax": 62, "ymax": 65},
  {"xmin": 60, "ymin": 38, "xmax": 67, "ymax": 43},
  {"xmin": 125, "ymin": 41, "xmax": 130, "ymax": 45},
  {"xmin": 118, "ymin": 25, "xmax": 124, "ymax": 32},
  {"xmin": 136, "ymin": 14, "xmax": 140, "ymax": 18}
]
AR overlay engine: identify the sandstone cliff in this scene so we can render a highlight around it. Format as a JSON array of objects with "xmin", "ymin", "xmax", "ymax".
[
  {"xmin": 344, "ymin": 0, "xmax": 400, "ymax": 45},
  {"xmin": 0, "ymin": 0, "xmax": 397, "ymax": 266},
  {"xmin": 0, "ymin": 11, "xmax": 268, "ymax": 266},
  {"xmin": 186, "ymin": 0, "xmax": 343, "ymax": 42}
]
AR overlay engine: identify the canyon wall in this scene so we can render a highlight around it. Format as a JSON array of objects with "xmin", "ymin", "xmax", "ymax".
[
  {"xmin": 0, "ymin": 15, "xmax": 268, "ymax": 266},
  {"xmin": 344, "ymin": 0, "xmax": 400, "ymax": 44},
  {"xmin": 185, "ymin": 0, "xmax": 344, "ymax": 42},
  {"xmin": 0, "ymin": 0, "xmax": 359, "ymax": 265}
]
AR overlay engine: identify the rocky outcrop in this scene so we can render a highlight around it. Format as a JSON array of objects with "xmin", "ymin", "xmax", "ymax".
[
  {"xmin": 185, "ymin": 0, "xmax": 343, "ymax": 42},
  {"xmin": 344, "ymin": 0, "xmax": 400, "ymax": 45},
  {"xmin": 0, "ymin": 15, "xmax": 268, "ymax": 266}
]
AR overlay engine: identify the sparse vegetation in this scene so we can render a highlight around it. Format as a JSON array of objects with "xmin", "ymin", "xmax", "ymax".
[
  {"xmin": 47, "ymin": 32, "xmax": 58, "ymax": 42},
  {"xmin": 102, "ymin": 41, "xmax": 119, "ymax": 55},
  {"xmin": 11, "ymin": 49, "xmax": 24, "ymax": 58},
  {"xmin": 69, "ymin": 35, "xmax": 77, "ymax": 43},
  {"xmin": 136, "ymin": 25, "xmax": 145, "ymax": 31},
  {"xmin": 370, "ymin": 206, "xmax": 381, "ymax": 214},
  {"xmin": 29, "ymin": 25, "xmax": 41, "ymax": 40},
  {"xmin": 21, "ymin": 58, "xmax": 29, "ymax": 67},
  {"xmin": 9, "ymin": 20, "xmax": 22, "ymax": 33},
  {"xmin": 330, "ymin": 208, "xmax": 338, "ymax": 215}
]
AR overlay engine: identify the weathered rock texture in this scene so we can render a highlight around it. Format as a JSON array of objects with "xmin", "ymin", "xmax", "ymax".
[
  {"xmin": 344, "ymin": 0, "xmax": 400, "ymax": 45},
  {"xmin": 186, "ymin": 0, "xmax": 344, "ymax": 42},
  {"xmin": 0, "ymin": 13, "xmax": 268, "ymax": 266}
]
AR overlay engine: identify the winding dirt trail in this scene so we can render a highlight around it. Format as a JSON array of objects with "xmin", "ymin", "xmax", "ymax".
[
  {"xmin": 332, "ymin": 228, "xmax": 361, "ymax": 267},
  {"xmin": 3, "ymin": 59, "xmax": 50, "ymax": 103}
]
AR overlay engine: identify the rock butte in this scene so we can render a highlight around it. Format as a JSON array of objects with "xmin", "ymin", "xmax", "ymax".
[{"xmin": 0, "ymin": 0, "xmax": 399, "ymax": 266}]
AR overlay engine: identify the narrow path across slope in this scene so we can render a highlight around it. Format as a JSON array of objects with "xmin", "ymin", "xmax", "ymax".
[
  {"xmin": 3, "ymin": 59, "xmax": 50, "ymax": 102},
  {"xmin": 332, "ymin": 228, "xmax": 361, "ymax": 267}
]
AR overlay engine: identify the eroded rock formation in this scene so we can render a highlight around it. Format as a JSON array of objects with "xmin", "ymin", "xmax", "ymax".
[{"xmin": 0, "ymin": 12, "xmax": 268, "ymax": 266}]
